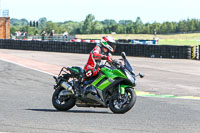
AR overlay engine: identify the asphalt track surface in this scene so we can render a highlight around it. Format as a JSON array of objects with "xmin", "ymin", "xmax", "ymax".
[
  {"xmin": 1, "ymin": 49, "xmax": 200, "ymax": 97},
  {"xmin": 0, "ymin": 49, "xmax": 200, "ymax": 132}
]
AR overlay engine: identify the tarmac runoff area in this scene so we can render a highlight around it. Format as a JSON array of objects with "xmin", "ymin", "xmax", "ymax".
[{"xmin": 0, "ymin": 49, "xmax": 200, "ymax": 100}]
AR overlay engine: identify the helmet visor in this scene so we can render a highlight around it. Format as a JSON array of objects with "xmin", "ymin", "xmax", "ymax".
[{"xmin": 108, "ymin": 41, "xmax": 116, "ymax": 51}]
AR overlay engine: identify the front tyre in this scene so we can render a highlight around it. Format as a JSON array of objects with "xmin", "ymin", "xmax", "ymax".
[
  {"xmin": 52, "ymin": 87, "xmax": 75, "ymax": 111},
  {"xmin": 109, "ymin": 88, "xmax": 136, "ymax": 114}
]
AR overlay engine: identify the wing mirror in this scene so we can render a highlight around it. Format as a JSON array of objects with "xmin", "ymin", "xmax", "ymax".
[{"xmin": 139, "ymin": 73, "xmax": 144, "ymax": 78}]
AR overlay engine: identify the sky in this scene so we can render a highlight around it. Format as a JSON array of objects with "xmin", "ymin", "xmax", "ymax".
[{"xmin": 1, "ymin": 0, "xmax": 200, "ymax": 23}]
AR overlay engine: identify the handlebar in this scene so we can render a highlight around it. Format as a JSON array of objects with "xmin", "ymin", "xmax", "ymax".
[
  {"xmin": 107, "ymin": 59, "xmax": 122, "ymax": 69},
  {"xmin": 112, "ymin": 59, "xmax": 121, "ymax": 65}
]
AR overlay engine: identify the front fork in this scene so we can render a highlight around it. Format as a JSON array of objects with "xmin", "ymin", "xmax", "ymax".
[
  {"xmin": 118, "ymin": 84, "xmax": 125, "ymax": 95},
  {"xmin": 116, "ymin": 84, "xmax": 129, "ymax": 108}
]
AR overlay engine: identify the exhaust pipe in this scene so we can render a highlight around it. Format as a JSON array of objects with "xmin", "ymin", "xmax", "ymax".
[{"xmin": 60, "ymin": 81, "xmax": 74, "ymax": 94}]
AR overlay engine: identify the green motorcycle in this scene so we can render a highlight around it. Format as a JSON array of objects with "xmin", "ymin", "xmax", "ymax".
[{"xmin": 52, "ymin": 52, "xmax": 144, "ymax": 114}]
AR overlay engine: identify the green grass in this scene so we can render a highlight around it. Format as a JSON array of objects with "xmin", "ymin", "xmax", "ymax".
[
  {"xmin": 76, "ymin": 33, "xmax": 200, "ymax": 46},
  {"xmin": 159, "ymin": 39, "xmax": 200, "ymax": 46}
]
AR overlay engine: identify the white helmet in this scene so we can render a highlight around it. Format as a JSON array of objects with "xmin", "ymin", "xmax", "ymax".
[{"xmin": 100, "ymin": 36, "xmax": 116, "ymax": 53}]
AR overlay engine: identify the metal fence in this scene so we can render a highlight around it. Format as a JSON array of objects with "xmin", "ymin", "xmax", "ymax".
[{"xmin": 12, "ymin": 35, "xmax": 76, "ymax": 42}]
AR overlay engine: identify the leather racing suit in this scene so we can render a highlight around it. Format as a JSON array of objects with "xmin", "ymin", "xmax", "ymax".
[{"xmin": 84, "ymin": 44, "xmax": 112, "ymax": 80}]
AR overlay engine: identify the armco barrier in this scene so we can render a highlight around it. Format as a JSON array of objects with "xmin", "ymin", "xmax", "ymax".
[
  {"xmin": 117, "ymin": 39, "xmax": 158, "ymax": 45},
  {"xmin": 0, "ymin": 39, "xmax": 192, "ymax": 59}
]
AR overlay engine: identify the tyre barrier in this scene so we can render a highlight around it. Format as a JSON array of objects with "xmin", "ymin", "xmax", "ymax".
[
  {"xmin": 199, "ymin": 45, "xmax": 200, "ymax": 60},
  {"xmin": 0, "ymin": 39, "xmax": 192, "ymax": 59},
  {"xmin": 191, "ymin": 45, "xmax": 199, "ymax": 60},
  {"xmin": 114, "ymin": 44, "xmax": 192, "ymax": 59}
]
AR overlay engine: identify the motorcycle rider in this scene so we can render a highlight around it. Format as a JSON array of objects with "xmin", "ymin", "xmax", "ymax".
[
  {"xmin": 83, "ymin": 36, "xmax": 116, "ymax": 82},
  {"xmin": 80, "ymin": 36, "xmax": 116, "ymax": 95}
]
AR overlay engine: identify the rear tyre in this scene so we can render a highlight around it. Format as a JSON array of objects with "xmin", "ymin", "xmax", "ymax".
[
  {"xmin": 52, "ymin": 87, "xmax": 75, "ymax": 111},
  {"xmin": 109, "ymin": 88, "xmax": 136, "ymax": 114}
]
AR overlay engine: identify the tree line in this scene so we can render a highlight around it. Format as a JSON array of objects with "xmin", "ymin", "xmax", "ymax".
[{"xmin": 10, "ymin": 14, "xmax": 200, "ymax": 36}]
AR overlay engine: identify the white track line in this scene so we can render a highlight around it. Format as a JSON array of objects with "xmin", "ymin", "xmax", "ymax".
[{"xmin": 0, "ymin": 58, "xmax": 56, "ymax": 76}]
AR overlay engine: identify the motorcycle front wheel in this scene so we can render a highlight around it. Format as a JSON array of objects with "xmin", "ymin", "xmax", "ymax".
[
  {"xmin": 109, "ymin": 88, "xmax": 136, "ymax": 114},
  {"xmin": 52, "ymin": 87, "xmax": 76, "ymax": 111}
]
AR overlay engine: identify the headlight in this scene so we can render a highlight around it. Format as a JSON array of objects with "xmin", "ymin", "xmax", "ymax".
[{"xmin": 125, "ymin": 69, "xmax": 135, "ymax": 84}]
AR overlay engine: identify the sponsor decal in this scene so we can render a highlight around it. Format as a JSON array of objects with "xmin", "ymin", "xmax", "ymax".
[{"xmin": 86, "ymin": 70, "xmax": 93, "ymax": 77}]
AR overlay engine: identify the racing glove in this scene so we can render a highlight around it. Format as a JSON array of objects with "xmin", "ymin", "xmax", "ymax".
[
  {"xmin": 101, "ymin": 54, "xmax": 113, "ymax": 62},
  {"xmin": 106, "ymin": 56, "xmax": 113, "ymax": 62}
]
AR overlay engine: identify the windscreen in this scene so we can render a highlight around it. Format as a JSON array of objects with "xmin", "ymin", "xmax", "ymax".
[{"xmin": 124, "ymin": 58, "xmax": 134, "ymax": 75}]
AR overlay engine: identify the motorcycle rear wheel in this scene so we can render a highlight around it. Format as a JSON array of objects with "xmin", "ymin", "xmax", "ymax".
[
  {"xmin": 109, "ymin": 88, "xmax": 136, "ymax": 114},
  {"xmin": 52, "ymin": 87, "xmax": 76, "ymax": 111}
]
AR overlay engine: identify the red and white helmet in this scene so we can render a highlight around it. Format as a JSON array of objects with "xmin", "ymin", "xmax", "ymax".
[{"xmin": 100, "ymin": 36, "xmax": 116, "ymax": 53}]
